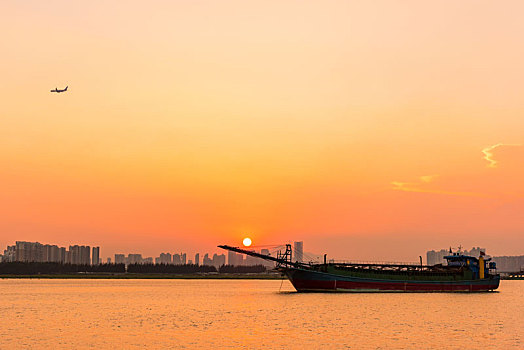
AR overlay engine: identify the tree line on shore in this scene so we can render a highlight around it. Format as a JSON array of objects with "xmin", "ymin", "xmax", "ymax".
[
  {"xmin": 0, "ymin": 262, "xmax": 125, "ymax": 274},
  {"xmin": 110, "ymin": 263, "xmax": 267, "ymax": 274},
  {"xmin": 0, "ymin": 262, "xmax": 268, "ymax": 275}
]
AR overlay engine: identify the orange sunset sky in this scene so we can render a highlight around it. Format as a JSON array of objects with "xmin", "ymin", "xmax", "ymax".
[{"xmin": 1, "ymin": 1, "xmax": 523, "ymax": 261}]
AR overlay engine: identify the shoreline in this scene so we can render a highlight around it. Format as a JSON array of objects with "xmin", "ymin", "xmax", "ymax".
[{"xmin": 0, "ymin": 273, "xmax": 285, "ymax": 280}]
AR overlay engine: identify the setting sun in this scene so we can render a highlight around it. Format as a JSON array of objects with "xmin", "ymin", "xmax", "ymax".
[{"xmin": 242, "ymin": 238, "xmax": 252, "ymax": 247}]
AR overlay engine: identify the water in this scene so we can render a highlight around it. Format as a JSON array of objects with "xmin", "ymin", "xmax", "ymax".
[{"xmin": 0, "ymin": 279, "xmax": 522, "ymax": 349}]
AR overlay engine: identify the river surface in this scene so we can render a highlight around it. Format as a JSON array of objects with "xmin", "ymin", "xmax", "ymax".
[{"xmin": 0, "ymin": 279, "xmax": 522, "ymax": 349}]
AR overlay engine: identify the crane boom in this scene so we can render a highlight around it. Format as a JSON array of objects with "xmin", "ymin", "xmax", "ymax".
[{"xmin": 217, "ymin": 244, "xmax": 308, "ymax": 268}]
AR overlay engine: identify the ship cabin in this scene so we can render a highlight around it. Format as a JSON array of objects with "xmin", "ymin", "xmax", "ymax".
[{"xmin": 444, "ymin": 253, "xmax": 496, "ymax": 279}]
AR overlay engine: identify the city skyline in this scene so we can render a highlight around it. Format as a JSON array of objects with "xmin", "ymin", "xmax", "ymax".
[
  {"xmin": 3, "ymin": 239, "xmax": 522, "ymax": 273},
  {"xmin": 2, "ymin": 236, "xmax": 522, "ymax": 263},
  {"xmin": 2, "ymin": 241, "xmax": 100, "ymax": 265},
  {"xmin": 0, "ymin": 239, "xmax": 293, "ymax": 267}
]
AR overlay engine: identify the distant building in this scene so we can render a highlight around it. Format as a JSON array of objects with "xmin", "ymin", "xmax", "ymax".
[
  {"xmin": 92, "ymin": 247, "xmax": 100, "ymax": 265},
  {"xmin": 426, "ymin": 249, "xmax": 449, "ymax": 266},
  {"xmin": 15, "ymin": 241, "xmax": 44, "ymax": 262},
  {"xmin": 463, "ymin": 247, "xmax": 485, "ymax": 258},
  {"xmin": 293, "ymin": 241, "xmax": 303, "ymax": 263},
  {"xmin": 59, "ymin": 247, "xmax": 66, "ymax": 263},
  {"xmin": 172, "ymin": 254, "xmax": 181, "ymax": 265},
  {"xmin": 106, "ymin": 257, "xmax": 112, "ymax": 264},
  {"xmin": 114, "ymin": 254, "xmax": 126, "ymax": 264},
  {"xmin": 44, "ymin": 245, "xmax": 61, "ymax": 262},
  {"xmin": 245, "ymin": 251, "xmax": 260, "ymax": 266},
  {"xmin": 212, "ymin": 253, "xmax": 226, "ymax": 268},
  {"xmin": 156, "ymin": 253, "xmax": 172, "ymax": 264},
  {"xmin": 68, "ymin": 245, "xmax": 77, "ymax": 264},
  {"xmin": 492, "ymin": 255, "xmax": 524, "ymax": 272},
  {"xmin": 82, "ymin": 246, "xmax": 91, "ymax": 264},
  {"xmin": 260, "ymin": 248, "xmax": 274, "ymax": 268},
  {"xmin": 81, "ymin": 246, "xmax": 90, "ymax": 264},
  {"xmin": 143, "ymin": 257, "xmax": 153, "ymax": 264},
  {"xmin": 127, "ymin": 254, "xmax": 143, "ymax": 265},
  {"xmin": 69, "ymin": 245, "xmax": 90, "ymax": 265},
  {"xmin": 69, "ymin": 245, "xmax": 80, "ymax": 264},
  {"xmin": 203, "ymin": 253, "xmax": 212, "ymax": 266},
  {"xmin": 195, "ymin": 253, "xmax": 200, "ymax": 266},
  {"xmin": 3, "ymin": 245, "xmax": 16, "ymax": 262},
  {"xmin": 9, "ymin": 241, "xmax": 96, "ymax": 264},
  {"xmin": 228, "ymin": 251, "xmax": 242, "ymax": 266}
]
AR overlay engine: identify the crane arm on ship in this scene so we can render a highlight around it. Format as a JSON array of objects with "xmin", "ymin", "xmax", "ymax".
[{"xmin": 218, "ymin": 244, "xmax": 309, "ymax": 269}]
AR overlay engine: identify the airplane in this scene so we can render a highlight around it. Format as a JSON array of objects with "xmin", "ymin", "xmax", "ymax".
[{"xmin": 50, "ymin": 86, "xmax": 68, "ymax": 93}]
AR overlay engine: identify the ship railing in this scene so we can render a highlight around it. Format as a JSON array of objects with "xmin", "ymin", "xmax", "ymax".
[{"xmin": 322, "ymin": 259, "xmax": 425, "ymax": 266}]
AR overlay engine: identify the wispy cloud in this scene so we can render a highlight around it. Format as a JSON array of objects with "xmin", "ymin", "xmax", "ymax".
[
  {"xmin": 419, "ymin": 175, "xmax": 438, "ymax": 183},
  {"xmin": 392, "ymin": 143, "xmax": 523, "ymax": 200},
  {"xmin": 482, "ymin": 143, "xmax": 521, "ymax": 168},
  {"xmin": 391, "ymin": 175, "xmax": 481, "ymax": 197}
]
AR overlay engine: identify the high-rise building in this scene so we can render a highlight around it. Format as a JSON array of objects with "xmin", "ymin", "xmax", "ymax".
[
  {"xmin": 203, "ymin": 253, "xmax": 212, "ymax": 266},
  {"xmin": 228, "ymin": 251, "xmax": 242, "ymax": 266},
  {"xmin": 218, "ymin": 253, "xmax": 225, "ymax": 266},
  {"xmin": 92, "ymin": 247, "xmax": 100, "ymax": 265},
  {"xmin": 172, "ymin": 254, "xmax": 181, "ymax": 265},
  {"xmin": 181, "ymin": 253, "xmax": 187, "ymax": 265},
  {"xmin": 195, "ymin": 253, "xmax": 200, "ymax": 266},
  {"xmin": 236, "ymin": 253, "xmax": 244, "ymax": 266},
  {"xmin": 6, "ymin": 241, "xmax": 99, "ymax": 264},
  {"xmin": 16, "ymin": 241, "xmax": 44, "ymax": 262},
  {"xmin": 106, "ymin": 257, "xmax": 112, "ymax": 264},
  {"xmin": 127, "ymin": 254, "xmax": 143, "ymax": 264},
  {"xmin": 156, "ymin": 253, "xmax": 172, "ymax": 264},
  {"xmin": 212, "ymin": 253, "xmax": 226, "ymax": 268},
  {"xmin": 43, "ymin": 245, "xmax": 57, "ymax": 262},
  {"xmin": 293, "ymin": 241, "xmax": 303, "ymax": 263},
  {"xmin": 426, "ymin": 249, "xmax": 450, "ymax": 266},
  {"xmin": 46, "ymin": 245, "xmax": 63, "ymax": 262},
  {"xmin": 245, "ymin": 255, "xmax": 258, "ymax": 266},
  {"xmin": 3, "ymin": 246, "xmax": 15, "ymax": 262},
  {"xmin": 260, "ymin": 249, "xmax": 274, "ymax": 268},
  {"xmin": 69, "ymin": 245, "xmax": 91, "ymax": 265},
  {"xmin": 463, "ymin": 247, "xmax": 485, "ymax": 258},
  {"xmin": 81, "ymin": 246, "xmax": 91, "ymax": 264},
  {"xmin": 59, "ymin": 247, "xmax": 66, "ymax": 263},
  {"xmin": 114, "ymin": 254, "xmax": 126, "ymax": 264},
  {"xmin": 492, "ymin": 255, "xmax": 524, "ymax": 272},
  {"xmin": 69, "ymin": 245, "xmax": 80, "ymax": 264}
]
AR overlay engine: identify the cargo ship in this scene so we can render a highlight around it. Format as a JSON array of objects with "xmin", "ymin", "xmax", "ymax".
[{"xmin": 218, "ymin": 245, "xmax": 500, "ymax": 292}]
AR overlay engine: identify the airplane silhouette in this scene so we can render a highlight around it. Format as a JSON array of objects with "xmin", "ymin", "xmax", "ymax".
[{"xmin": 50, "ymin": 86, "xmax": 68, "ymax": 93}]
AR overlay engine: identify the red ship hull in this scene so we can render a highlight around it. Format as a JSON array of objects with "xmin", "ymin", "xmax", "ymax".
[{"xmin": 285, "ymin": 267, "xmax": 500, "ymax": 292}]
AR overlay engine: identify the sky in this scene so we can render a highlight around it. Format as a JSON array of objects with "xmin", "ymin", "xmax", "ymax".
[{"xmin": 1, "ymin": 1, "xmax": 523, "ymax": 261}]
